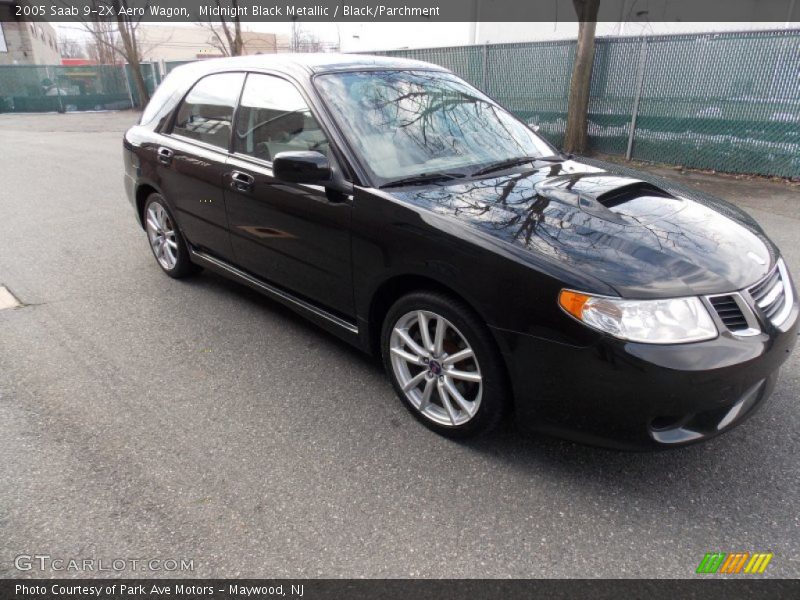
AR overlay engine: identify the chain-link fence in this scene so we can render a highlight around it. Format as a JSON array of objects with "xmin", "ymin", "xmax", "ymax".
[
  {"xmin": 377, "ymin": 29, "xmax": 800, "ymax": 178},
  {"xmin": 0, "ymin": 62, "xmax": 159, "ymax": 113},
  {"xmin": 2, "ymin": 30, "xmax": 798, "ymax": 177}
]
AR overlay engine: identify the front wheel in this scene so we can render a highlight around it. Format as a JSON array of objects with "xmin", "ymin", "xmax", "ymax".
[{"xmin": 381, "ymin": 291, "xmax": 509, "ymax": 438}]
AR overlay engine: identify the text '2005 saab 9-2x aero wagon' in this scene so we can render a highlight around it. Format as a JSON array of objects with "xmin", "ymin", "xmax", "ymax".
[{"xmin": 123, "ymin": 54, "xmax": 798, "ymax": 449}]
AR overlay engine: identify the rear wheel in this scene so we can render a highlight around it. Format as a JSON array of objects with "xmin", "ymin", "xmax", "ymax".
[
  {"xmin": 143, "ymin": 194, "xmax": 198, "ymax": 279},
  {"xmin": 381, "ymin": 291, "xmax": 508, "ymax": 438}
]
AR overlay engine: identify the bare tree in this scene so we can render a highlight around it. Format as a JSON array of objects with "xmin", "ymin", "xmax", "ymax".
[
  {"xmin": 69, "ymin": 0, "xmax": 151, "ymax": 107},
  {"xmin": 58, "ymin": 37, "xmax": 86, "ymax": 59},
  {"xmin": 563, "ymin": 0, "xmax": 600, "ymax": 154},
  {"xmin": 82, "ymin": 21, "xmax": 118, "ymax": 65},
  {"xmin": 290, "ymin": 18, "xmax": 300, "ymax": 52},
  {"xmin": 114, "ymin": 0, "xmax": 150, "ymax": 106},
  {"xmin": 289, "ymin": 20, "xmax": 324, "ymax": 53},
  {"xmin": 197, "ymin": 0, "xmax": 244, "ymax": 56},
  {"xmin": 297, "ymin": 30, "xmax": 323, "ymax": 53}
]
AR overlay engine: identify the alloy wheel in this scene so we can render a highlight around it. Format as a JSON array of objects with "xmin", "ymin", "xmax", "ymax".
[
  {"xmin": 145, "ymin": 201, "xmax": 179, "ymax": 270},
  {"xmin": 389, "ymin": 310, "xmax": 483, "ymax": 426}
]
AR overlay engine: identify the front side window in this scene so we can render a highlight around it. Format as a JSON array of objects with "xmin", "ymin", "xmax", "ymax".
[
  {"xmin": 172, "ymin": 72, "xmax": 244, "ymax": 149},
  {"xmin": 233, "ymin": 73, "xmax": 329, "ymax": 162},
  {"xmin": 314, "ymin": 70, "xmax": 554, "ymax": 185}
]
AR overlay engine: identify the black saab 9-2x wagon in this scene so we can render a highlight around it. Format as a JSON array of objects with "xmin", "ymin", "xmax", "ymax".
[{"xmin": 123, "ymin": 54, "xmax": 798, "ymax": 449}]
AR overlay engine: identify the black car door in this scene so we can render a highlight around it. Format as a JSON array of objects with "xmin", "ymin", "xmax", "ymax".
[
  {"xmin": 223, "ymin": 72, "xmax": 354, "ymax": 316},
  {"xmin": 156, "ymin": 71, "xmax": 245, "ymax": 261}
]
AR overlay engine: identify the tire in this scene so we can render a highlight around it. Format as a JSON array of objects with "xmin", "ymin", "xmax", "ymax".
[
  {"xmin": 143, "ymin": 193, "xmax": 199, "ymax": 279},
  {"xmin": 381, "ymin": 291, "xmax": 509, "ymax": 438}
]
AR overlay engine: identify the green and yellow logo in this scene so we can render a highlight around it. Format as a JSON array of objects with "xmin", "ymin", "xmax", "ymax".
[{"xmin": 696, "ymin": 552, "xmax": 773, "ymax": 574}]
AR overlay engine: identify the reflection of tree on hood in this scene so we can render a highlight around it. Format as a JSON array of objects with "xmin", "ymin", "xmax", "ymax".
[
  {"xmin": 408, "ymin": 164, "xmax": 720, "ymax": 268},
  {"xmin": 409, "ymin": 170, "xmax": 558, "ymax": 251}
]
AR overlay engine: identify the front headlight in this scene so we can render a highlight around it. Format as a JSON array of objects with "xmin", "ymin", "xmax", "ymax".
[{"xmin": 559, "ymin": 290, "xmax": 718, "ymax": 344}]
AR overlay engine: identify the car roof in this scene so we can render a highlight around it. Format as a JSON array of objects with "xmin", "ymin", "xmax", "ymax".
[{"xmin": 173, "ymin": 53, "xmax": 449, "ymax": 80}]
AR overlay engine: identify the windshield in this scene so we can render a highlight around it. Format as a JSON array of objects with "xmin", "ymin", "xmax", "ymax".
[{"xmin": 314, "ymin": 69, "xmax": 555, "ymax": 186}]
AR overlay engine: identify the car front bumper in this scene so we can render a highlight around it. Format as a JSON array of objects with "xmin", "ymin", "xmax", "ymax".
[{"xmin": 492, "ymin": 300, "xmax": 799, "ymax": 450}]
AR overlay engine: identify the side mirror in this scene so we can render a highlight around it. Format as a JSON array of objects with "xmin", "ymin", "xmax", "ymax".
[
  {"xmin": 527, "ymin": 123, "xmax": 541, "ymax": 132},
  {"xmin": 272, "ymin": 151, "xmax": 332, "ymax": 185}
]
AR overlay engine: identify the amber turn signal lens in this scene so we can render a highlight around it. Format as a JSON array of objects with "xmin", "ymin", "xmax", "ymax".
[{"xmin": 559, "ymin": 290, "xmax": 590, "ymax": 319}]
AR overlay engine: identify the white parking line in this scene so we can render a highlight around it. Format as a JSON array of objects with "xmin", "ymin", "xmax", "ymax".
[{"xmin": 0, "ymin": 286, "xmax": 21, "ymax": 310}]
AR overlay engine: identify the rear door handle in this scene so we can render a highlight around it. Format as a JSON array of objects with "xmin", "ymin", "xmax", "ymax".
[
  {"xmin": 230, "ymin": 170, "xmax": 255, "ymax": 193},
  {"xmin": 157, "ymin": 146, "xmax": 174, "ymax": 165}
]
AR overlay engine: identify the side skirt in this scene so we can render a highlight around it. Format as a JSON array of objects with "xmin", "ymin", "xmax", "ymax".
[{"xmin": 189, "ymin": 248, "xmax": 365, "ymax": 349}]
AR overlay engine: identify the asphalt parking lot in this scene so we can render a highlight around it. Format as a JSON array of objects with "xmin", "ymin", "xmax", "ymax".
[{"xmin": 0, "ymin": 111, "xmax": 798, "ymax": 579}]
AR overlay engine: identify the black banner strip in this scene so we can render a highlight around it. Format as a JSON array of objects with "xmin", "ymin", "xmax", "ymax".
[
  {"xmin": 3, "ymin": 0, "xmax": 799, "ymax": 23},
  {"xmin": 2, "ymin": 579, "xmax": 799, "ymax": 600}
]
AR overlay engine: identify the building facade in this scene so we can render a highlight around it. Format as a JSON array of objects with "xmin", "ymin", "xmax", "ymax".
[
  {"xmin": 136, "ymin": 25, "xmax": 289, "ymax": 62},
  {"xmin": 0, "ymin": 10, "xmax": 60, "ymax": 65}
]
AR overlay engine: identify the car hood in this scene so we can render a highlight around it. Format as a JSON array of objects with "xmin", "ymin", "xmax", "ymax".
[{"xmin": 386, "ymin": 159, "xmax": 778, "ymax": 298}]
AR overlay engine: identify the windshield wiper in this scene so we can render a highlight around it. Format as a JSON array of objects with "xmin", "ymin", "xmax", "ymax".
[
  {"xmin": 471, "ymin": 154, "xmax": 568, "ymax": 177},
  {"xmin": 380, "ymin": 172, "xmax": 466, "ymax": 189},
  {"xmin": 535, "ymin": 154, "xmax": 571, "ymax": 162},
  {"xmin": 471, "ymin": 156, "xmax": 539, "ymax": 177}
]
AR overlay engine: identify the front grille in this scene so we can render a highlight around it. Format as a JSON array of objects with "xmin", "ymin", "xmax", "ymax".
[
  {"xmin": 708, "ymin": 295, "xmax": 750, "ymax": 332},
  {"xmin": 706, "ymin": 259, "xmax": 793, "ymax": 335},
  {"xmin": 748, "ymin": 264, "xmax": 787, "ymax": 324}
]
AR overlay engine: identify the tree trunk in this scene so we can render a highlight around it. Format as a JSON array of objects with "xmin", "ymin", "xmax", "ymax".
[
  {"xmin": 215, "ymin": 0, "xmax": 243, "ymax": 56},
  {"xmin": 107, "ymin": 0, "xmax": 150, "ymax": 108},
  {"xmin": 128, "ymin": 56, "xmax": 150, "ymax": 108},
  {"xmin": 233, "ymin": 16, "xmax": 243, "ymax": 55},
  {"xmin": 563, "ymin": 0, "xmax": 600, "ymax": 154},
  {"xmin": 116, "ymin": 19, "xmax": 150, "ymax": 107},
  {"xmin": 232, "ymin": 0, "xmax": 243, "ymax": 55}
]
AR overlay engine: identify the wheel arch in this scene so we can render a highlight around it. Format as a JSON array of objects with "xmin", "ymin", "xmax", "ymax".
[
  {"xmin": 366, "ymin": 273, "xmax": 509, "ymax": 368},
  {"xmin": 135, "ymin": 182, "xmax": 160, "ymax": 230},
  {"xmin": 369, "ymin": 273, "xmax": 516, "ymax": 423},
  {"xmin": 369, "ymin": 276, "xmax": 465, "ymax": 352}
]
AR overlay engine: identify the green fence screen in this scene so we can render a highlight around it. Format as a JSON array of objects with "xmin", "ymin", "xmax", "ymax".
[
  {"xmin": 0, "ymin": 62, "xmax": 159, "ymax": 113},
  {"xmin": 377, "ymin": 29, "xmax": 800, "ymax": 178}
]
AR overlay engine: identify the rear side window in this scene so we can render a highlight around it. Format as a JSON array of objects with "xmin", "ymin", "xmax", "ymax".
[
  {"xmin": 233, "ymin": 73, "xmax": 329, "ymax": 162},
  {"xmin": 172, "ymin": 72, "xmax": 245, "ymax": 149},
  {"xmin": 139, "ymin": 65, "xmax": 198, "ymax": 128}
]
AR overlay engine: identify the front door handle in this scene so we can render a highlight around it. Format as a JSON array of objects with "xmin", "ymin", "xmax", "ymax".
[
  {"xmin": 157, "ymin": 146, "xmax": 174, "ymax": 165},
  {"xmin": 230, "ymin": 170, "xmax": 255, "ymax": 193}
]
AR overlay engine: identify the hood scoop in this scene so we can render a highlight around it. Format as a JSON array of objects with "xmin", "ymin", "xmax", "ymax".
[
  {"xmin": 596, "ymin": 181, "xmax": 673, "ymax": 208},
  {"xmin": 537, "ymin": 174, "xmax": 685, "ymax": 226}
]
